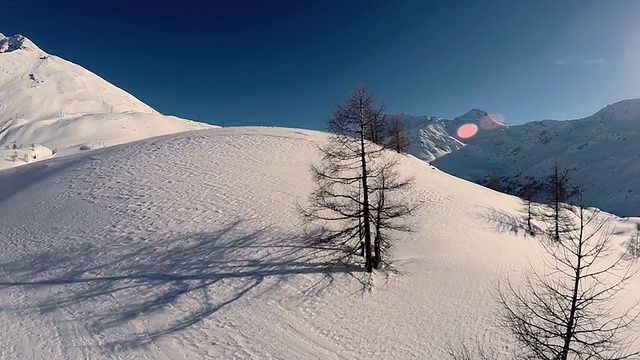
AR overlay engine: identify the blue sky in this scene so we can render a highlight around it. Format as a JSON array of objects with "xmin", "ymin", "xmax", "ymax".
[{"xmin": 2, "ymin": 0, "xmax": 640, "ymax": 129}]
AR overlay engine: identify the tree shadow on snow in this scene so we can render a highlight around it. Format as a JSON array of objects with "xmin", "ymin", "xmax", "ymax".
[
  {"xmin": 476, "ymin": 205, "xmax": 539, "ymax": 238},
  {"xmin": 0, "ymin": 220, "xmax": 353, "ymax": 351}
]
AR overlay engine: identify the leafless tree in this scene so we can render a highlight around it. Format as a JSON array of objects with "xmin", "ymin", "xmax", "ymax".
[
  {"xmin": 519, "ymin": 181, "xmax": 539, "ymax": 236},
  {"xmin": 300, "ymin": 85, "xmax": 418, "ymax": 273},
  {"xmin": 363, "ymin": 108, "xmax": 386, "ymax": 146},
  {"xmin": 368, "ymin": 158, "xmax": 420, "ymax": 269},
  {"xmin": 385, "ymin": 115, "xmax": 410, "ymax": 154},
  {"xmin": 497, "ymin": 191, "xmax": 640, "ymax": 360},
  {"xmin": 485, "ymin": 173, "xmax": 503, "ymax": 192},
  {"xmin": 625, "ymin": 224, "xmax": 640, "ymax": 261},
  {"xmin": 537, "ymin": 160, "xmax": 572, "ymax": 243}
]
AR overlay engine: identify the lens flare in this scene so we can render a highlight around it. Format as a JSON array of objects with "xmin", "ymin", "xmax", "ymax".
[
  {"xmin": 554, "ymin": 57, "xmax": 604, "ymax": 66},
  {"xmin": 456, "ymin": 123, "xmax": 478, "ymax": 139}
]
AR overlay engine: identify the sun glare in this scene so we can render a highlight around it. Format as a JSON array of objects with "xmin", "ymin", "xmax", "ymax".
[{"xmin": 456, "ymin": 123, "xmax": 478, "ymax": 139}]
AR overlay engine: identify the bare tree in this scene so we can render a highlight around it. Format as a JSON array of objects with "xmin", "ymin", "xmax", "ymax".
[
  {"xmin": 540, "ymin": 160, "xmax": 572, "ymax": 243},
  {"xmin": 497, "ymin": 191, "xmax": 640, "ymax": 360},
  {"xmin": 519, "ymin": 181, "xmax": 539, "ymax": 236},
  {"xmin": 385, "ymin": 115, "xmax": 410, "ymax": 154},
  {"xmin": 300, "ymin": 85, "xmax": 418, "ymax": 273},
  {"xmin": 625, "ymin": 224, "xmax": 640, "ymax": 261},
  {"xmin": 363, "ymin": 108, "xmax": 386, "ymax": 146},
  {"xmin": 369, "ymin": 159, "xmax": 420, "ymax": 269},
  {"xmin": 447, "ymin": 341, "xmax": 500, "ymax": 360},
  {"xmin": 485, "ymin": 173, "xmax": 503, "ymax": 192}
]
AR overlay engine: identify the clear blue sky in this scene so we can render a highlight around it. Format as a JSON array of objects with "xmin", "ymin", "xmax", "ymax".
[{"xmin": 2, "ymin": 0, "xmax": 640, "ymax": 129}]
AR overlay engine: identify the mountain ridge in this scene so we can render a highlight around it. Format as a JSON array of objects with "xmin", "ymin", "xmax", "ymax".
[
  {"xmin": 399, "ymin": 98, "xmax": 640, "ymax": 216},
  {"xmin": 0, "ymin": 33, "xmax": 213, "ymax": 170}
]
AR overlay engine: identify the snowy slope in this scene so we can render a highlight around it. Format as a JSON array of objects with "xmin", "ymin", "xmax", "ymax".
[
  {"xmin": 396, "ymin": 109, "xmax": 506, "ymax": 162},
  {"xmin": 395, "ymin": 100, "xmax": 640, "ymax": 216},
  {"xmin": 0, "ymin": 126, "xmax": 638, "ymax": 359},
  {"xmin": 0, "ymin": 33, "xmax": 213, "ymax": 170},
  {"xmin": 402, "ymin": 114, "xmax": 465, "ymax": 161},
  {"xmin": 432, "ymin": 99, "xmax": 640, "ymax": 216}
]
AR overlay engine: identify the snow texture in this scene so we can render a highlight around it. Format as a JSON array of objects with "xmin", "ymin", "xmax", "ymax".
[{"xmin": 0, "ymin": 126, "xmax": 639, "ymax": 359}]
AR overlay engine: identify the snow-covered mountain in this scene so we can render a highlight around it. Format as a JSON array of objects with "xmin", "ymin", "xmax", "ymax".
[
  {"xmin": 400, "ymin": 100, "xmax": 640, "ymax": 216},
  {"xmin": 396, "ymin": 109, "xmax": 506, "ymax": 162},
  {"xmin": 0, "ymin": 126, "xmax": 637, "ymax": 358},
  {"xmin": 0, "ymin": 33, "xmax": 213, "ymax": 170}
]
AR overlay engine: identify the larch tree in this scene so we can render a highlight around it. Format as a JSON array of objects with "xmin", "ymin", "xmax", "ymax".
[
  {"xmin": 485, "ymin": 173, "xmax": 503, "ymax": 192},
  {"xmin": 300, "ymin": 85, "xmax": 419, "ymax": 273},
  {"xmin": 625, "ymin": 224, "xmax": 640, "ymax": 260},
  {"xmin": 368, "ymin": 158, "xmax": 418, "ymax": 269},
  {"xmin": 498, "ymin": 190, "xmax": 640, "ymax": 360},
  {"xmin": 519, "ymin": 181, "xmax": 538, "ymax": 236},
  {"xmin": 540, "ymin": 160, "xmax": 571, "ymax": 243},
  {"xmin": 385, "ymin": 115, "xmax": 410, "ymax": 154}
]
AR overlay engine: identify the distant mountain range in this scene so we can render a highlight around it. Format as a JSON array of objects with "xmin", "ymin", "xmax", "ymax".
[{"xmin": 398, "ymin": 100, "xmax": 640, "ymax": 216}]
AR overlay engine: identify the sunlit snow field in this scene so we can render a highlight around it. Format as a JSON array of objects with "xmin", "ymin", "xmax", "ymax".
[{"xmin": 1, "ymin": 126, "xmax": 639, "ymax": 359}]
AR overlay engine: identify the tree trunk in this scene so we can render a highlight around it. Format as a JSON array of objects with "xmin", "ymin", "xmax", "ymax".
[
  {"xmin": 360, "ymin": 127, "xmax": 373, "ymax": 273},
  {"xmin": 527, "ymin": 201, "xmax": 533, "ymax": 235},
  {"xmin": 373, "ymin": 203, "xmax": 381, "ymax": 270},
  {"xmin": 561, "ymin": 212, "xmax": 584, "ymax": 360},
  {"xmin": 373, "ymin": 231, "xmax": 381, "ymax": 269}
]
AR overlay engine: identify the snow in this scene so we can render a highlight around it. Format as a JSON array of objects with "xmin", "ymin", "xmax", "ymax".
[
  {"xmin": 433, "ymin": 99, "xmax": 640, "ymax": 216},
  {"xmin": 395, "ymin": 99, "xmax": 640, "ymax": 216},
  {"xmin": 0, "ymin": 34, "xmax": 214, "ymax": 170},
  {"xmin": 0, "ymin": 126, "xmax": 639, "ymax": 359},
  {"xmin": 0, "ymin": 32, "xmax": 639, "ymax": 359},
  {"xmin": 0, "ymin": 143, "xmax": 52, "ymax": 165},
  {"xmin": 389, "ymin": 114, "xmax": 465, "ymax": 162}
]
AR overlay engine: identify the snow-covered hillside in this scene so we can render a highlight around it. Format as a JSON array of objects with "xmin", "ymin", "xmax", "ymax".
[
  {"xmin": 396, "ymin": 109, "xmax": 506, "ymax": 162},
  {"xmin": 0, "ymin": 33, "xmax": 213, "ymax": 170},
  {"xmin": 431, "ymin": 99, "xmax": 640, "ymax": 216},
  {"xmin": 402, "ymin": 114, "xmax": 465, "ymax": 161},
  {"xmin": 397, "ymin": 100, "xmax": 640, "ymax": 216},
  {"xmin": 0, "ymin": 126, "xmax": 638, "ymax": 359}
]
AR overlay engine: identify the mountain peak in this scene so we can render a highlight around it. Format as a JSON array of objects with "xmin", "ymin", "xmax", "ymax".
[
  {"xmin": 455, "ymin": 109, "xmax": 488, "ymax": 122},
  {"xmin": 467, "ymin": 108, "xmax": 488, "ymax": 116},
  {"xmin": 0, "ymin": 33, "xmax": 38, "ymax": 53}
]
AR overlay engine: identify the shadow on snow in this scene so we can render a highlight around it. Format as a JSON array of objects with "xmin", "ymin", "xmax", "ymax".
[
  {"xmin": 476, "ymin": 205, "xmax": 538, "ymax": 237},
  {"xmin": 0, "ymin": 220, "xmax": 354, "ymax": 351}
]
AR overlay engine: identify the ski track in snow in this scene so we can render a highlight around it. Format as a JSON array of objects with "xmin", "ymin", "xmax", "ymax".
[{"xmin": 0, "ymin": 126, "xmax": 638, "ymax": 359}]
